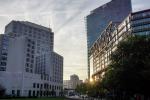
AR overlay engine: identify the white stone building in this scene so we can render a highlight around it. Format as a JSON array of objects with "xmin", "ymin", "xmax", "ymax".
[
  {"xmin": 0, "ymin": 21, "xmax": 63, "ymax": 97},
  {"xmin": 63, "ymin": 74, "xmax": 82, "ymax": 90}
]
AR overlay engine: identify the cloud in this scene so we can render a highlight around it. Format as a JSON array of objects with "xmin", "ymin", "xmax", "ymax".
[
  {"xmin": 132, "ymin": 0, "xmax": 150, "ymax": 12},
  {"xmin": 0, "ymin": 0, "xmax": 149, "ymax": 80}
]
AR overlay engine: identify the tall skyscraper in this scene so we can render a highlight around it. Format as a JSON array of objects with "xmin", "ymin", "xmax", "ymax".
[
  {"xmin": 90, "ymin": 9, "xmax": 150, "ymax": 80},
  {"xmin": 0, "ymin": 21, "xmax": 63, "ymax": 97},
  {"xmin": 86, "ymin": 0, "xmax": 132, "ymax": 79}
]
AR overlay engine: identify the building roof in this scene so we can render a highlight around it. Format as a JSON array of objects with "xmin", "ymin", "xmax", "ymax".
[
  {"xmin": 20, "ymin": 21, "xmax": 52, "ymax": 32},
  {"xmin": 8, "ymin": 20, "xmax": 52, "ymax": 33},
  {"xmin": 132, "ymin": 9, "xmax": 150, "ymax": 15}
]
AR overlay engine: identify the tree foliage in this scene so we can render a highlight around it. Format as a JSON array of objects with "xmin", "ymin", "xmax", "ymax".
[
  {"xmin": 75, "ymin": 81, "xmax": 107, "ymax": 97},
  {"xmin": 75, "ymin": 83, "xmax": 87, "ymax": 94},
  {"xmin": 102, "ymin": 35, "xmax": 150, "ymax": 96},
  {"xmin": 76, "ymin": 35, "xmax": 150, "ymax": 98}
]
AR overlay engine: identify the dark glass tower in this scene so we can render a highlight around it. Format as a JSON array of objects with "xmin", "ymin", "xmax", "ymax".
[{"xmin": 86, "ymin": 0, "xmax": 132, "ymax": 79}]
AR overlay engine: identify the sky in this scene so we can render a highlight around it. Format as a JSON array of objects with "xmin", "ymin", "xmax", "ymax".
[{"xmin": 0, "ymin": 0, "xmax": 149, "ymax": 80}]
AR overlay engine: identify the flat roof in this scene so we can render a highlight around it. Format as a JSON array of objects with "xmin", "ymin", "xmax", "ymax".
[{"xmin": 132, "ymin": 9, "xmax": 150, "ymax": 15}]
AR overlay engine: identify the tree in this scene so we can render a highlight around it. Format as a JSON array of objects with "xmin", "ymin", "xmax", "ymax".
[
  {"xmin": 75, "ymin": 83, "xmax": 87, "ymax": 95},
  {"xmin": 75, "ymin": 81, "xmax": 107, "ymax": 97},
  {"xmin": 102, "ymin": 35, "xmax": 150, "ymax": 96}
]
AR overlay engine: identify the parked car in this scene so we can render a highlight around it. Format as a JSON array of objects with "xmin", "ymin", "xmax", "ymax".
[{"xmin": 80, "ymin": 94, "xmax": 88, "ymax": 99}]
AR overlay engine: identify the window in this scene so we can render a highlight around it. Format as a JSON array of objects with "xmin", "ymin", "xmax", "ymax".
[
  {"xmin": 1, "ymin": 62, "xmax": 6, "ymax": 66},
  {"xmin": 32, "ymin": 46, "xmax": 35, "ymax": 49},
  {"xmin": 17, "ymin": 90, "xmax": 20, "ymax": 96},
  {"xmin": 26, "ymin": 58, "xmax": 30, "ymax": 62},
  {"xmin": 41, "ymin": 75, "xmax": 43, "ymax": 80},
  {"xmin": 0, "ymin": 67, "xmax": 6, "ymax": 71},
  {"xmin": 29, "ymin": 34, "xmax": 32, "ymax": 37},
  {"xmin": 27, "ymin": 53, "xmax": 30, "ymax": 57},
  {"xmin": 47, "ymin": 84, "xmax": 49, "ymax": 89},
  {"xmin": 26, "ymin": 63, "xmax": 29, "ymax": 67},
  {"xmin": 41, "ymin": 84, "xmax": 43, "ymax": 89},
  {"xmin": 27, "ymin": 48, "xmax": 30, "ymax": 52},
  {"xmin": 40, "ymin": 91, "xmax": 42, "ymax": 96},
  {"xmin": 28, "ymin": 90, "xmax": 31, "ymax": 97},
  {"xmin": 26, "ymin": 68, "xmax": 29, "ymax": 72},
  {"xmin": 30, "ymin": 64, "xmax": 33, "ymax": 68},
  {"xmin": 12, "ymin": 90, "xmax": 15, "ymax": 95},
  {"xmin": 44, "ymin": 75, "xmax": 47, "ymax": 80},
  {"xmin": 33, "ymin": 91, "xmax": 35, "ymax": 97},
  {"xmin": 52, "ymin": 85, "xmax": 54, "ymax": 90},
  {"xmin": 32, "ymin": 41, "xmax": 35, "ymax": 45},
  {"xmin": 37, "ymin": 83, "xmax": 39, "ymax": 88},
  {"xmin": 28, "ymin": 39, "xmax": 31, "ymax": 42},
  {"xmin": 27, "ymin": 44, "xmax": 31, "ymax": 47},
  {"xmin": 36, "ymin": 91, "xmax": 39, "ymax": 96},
  {"xmin": 29, "ymin": 30, "xmax": 31, "ymax": 33},
  {"xmin": 44, "ymin": 84, "xmax": 46, "ymax": 89},
  {"xmin": 49, "ymin": 85, "xmax": 51, "ymax": 89},
  {"xmin": 13, "ymin": 26, "xmax": 17, "ymax": 33},
  {"xmin": 2, "ymin": 53, "xmax": 7, "ymax": 56},
  {"xmin": 32, "ymin": 55, "xmax": 34, "ymax": 58},
  {"xmin": 33, "ymin": 83, "xmax": 36, "ymax": 88},
  {"xmin": 31, "ymin": 50, "xmax": 34, "ymax": 54}
]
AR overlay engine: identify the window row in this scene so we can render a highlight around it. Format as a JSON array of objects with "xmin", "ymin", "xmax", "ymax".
[
  {"xmin": 12, "ymin": 90, "xmax": 20, "ymax": 96},
  {"xmin": 28, "ymin": 90, "xmax": 62, "ymax": 97},
  {"xmin": 33, "ymin": 83, "xmax": 62, "ymax": 90},
  {"xmin": 0, "ymin": 67, "xmax": 6, "ymax": 71}
]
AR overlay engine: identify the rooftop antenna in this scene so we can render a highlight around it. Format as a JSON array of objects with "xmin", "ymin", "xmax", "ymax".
[
  {"xmin": 48, "ymin": 18, "xmax": 51, "ymax": 31},
  {"xmin": 49, "ymin": 22, "xmax": 50, "ymax": 28}
]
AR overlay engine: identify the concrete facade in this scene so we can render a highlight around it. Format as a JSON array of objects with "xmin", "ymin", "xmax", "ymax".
[
  {"xmin": 63, "ymin": 74, "xmax": 82, "ymax": 90},
  {"xmin": 0, "ymin": 21, "xmax": 63, "ymax": 97}
]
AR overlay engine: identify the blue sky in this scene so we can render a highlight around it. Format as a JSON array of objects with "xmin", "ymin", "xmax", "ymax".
[{"xmin": 0, "ymin": 0, "xmax": 149, "ymax": 80}]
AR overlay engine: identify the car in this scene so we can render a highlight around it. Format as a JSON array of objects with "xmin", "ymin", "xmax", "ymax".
[{"xmin": 80, "ymin": 94, "xmax": 88, "ymax": 98}]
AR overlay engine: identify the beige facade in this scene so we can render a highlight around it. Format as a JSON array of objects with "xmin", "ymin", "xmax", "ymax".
[{"xmin": 63, "ymin": 74, "xmax": 82, "ymax": 89}]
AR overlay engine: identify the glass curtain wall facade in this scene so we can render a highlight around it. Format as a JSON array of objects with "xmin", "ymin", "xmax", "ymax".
[
  {"xmin": 86, "ymin": 0, "xmax": 132, "ymax": 79},
  {"xmin": 90, "ymin": 9, "xmax": 150, "ymax": 80}
]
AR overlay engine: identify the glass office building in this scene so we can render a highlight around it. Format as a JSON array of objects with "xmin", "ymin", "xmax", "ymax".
[
  {"xmin": 90, "ymin": 9, "xmax": 150, "ymax": 80},
  {"xmin": 86, "ymin": 0, "xmax": 132, "ymax": 79},
  {"xmin": 86, "ymin": 0, "xmax": 132, "ymax": 49}
]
